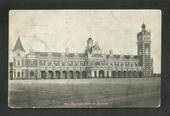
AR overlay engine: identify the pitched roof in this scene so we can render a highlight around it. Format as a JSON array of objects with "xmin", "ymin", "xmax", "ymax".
[{"xmin": 12, "ymin": 37, "xmax": 25, "ymax": 52}]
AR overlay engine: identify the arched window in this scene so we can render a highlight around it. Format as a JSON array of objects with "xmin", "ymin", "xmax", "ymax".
[
  {"xmin": 82, "ymin": 71, "xmax": 87, "ymax": 78},
  {"xmin": 69, "ymin": 71, "xmax": 74, "ymax": 79},
  {"xmin": 30, "ymin": 71, "xmax": 34, "ymax": 76},
  {"xmin": 76, "ymin": 71, "xmax": 80, "ymax": 78},
  {"xmin": 99, "ymin": 70, "xmax": 104, "ymax": 78}
]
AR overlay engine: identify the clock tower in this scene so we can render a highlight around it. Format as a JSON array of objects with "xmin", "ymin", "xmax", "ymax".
[{"xmin": 137, "ymin": 23, "xmax": 152, "ymax": 77}]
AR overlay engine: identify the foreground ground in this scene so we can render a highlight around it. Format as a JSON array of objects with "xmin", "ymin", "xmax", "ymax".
[{"xmin": 8, "ymin": 78, "xmax": 161, "ymax": 108}]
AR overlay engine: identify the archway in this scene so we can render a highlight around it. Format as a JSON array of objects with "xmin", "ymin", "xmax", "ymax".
[
  {"xmin": 63, "ymin": 71, "xmax": 67, "ymax": 79},
  {"xmin": 99, "ymin": 70, "xmax": 104, "ymax": 78},
  {"xmin": 88, "ymin": 70, "xmax": 91, "ymax": 78},
  {"xmin": 17, "ymin": 72, "xmax": 20, "ymax": 78},
  {"xmin": 56, "ymin": 71, "xmax": 60, "ymax": 79},
  {"xmin": 94, "ymin": 71, "xmax": 97, "ymax": 78},
  {"xmin": 128, "ymin": 71, "xmax": 131, "ymax": 78},
  {"xmin": 30, "ymin": 70, "xmax": 34, "ymax": 78},
  {"xmin": 76, "ymin": 71, "xmax": 80, "ymax": 79},
  {"xmin": 139, "ymin": 71, "xmax": 142, "ymax": 78},
  {"xmin": 112, "ymin": 71, "xmax": 116, "ymax": 78},
  {"xmin": 125, "ymin": 71, "xmax": 129, "ymax": 78},
  {"xmin": 69, "ymin": 71, "xmax": 74, "ymax": 79},
  {"xmin": 41, "ymin": 71, "xmax": 46, "ymax": 79},
  {"xmin": 135, "ymin": 71, "xmax": 139, "ymax": 78},
  {"xmin": 133, "ymin": 71, "xmax": 136, "ymax": 78},
  {"xmin": 82, "ymin": 71, "xmax": 87, "ymax": 79},
  {"xmin": 118, "ymin": 71, "xmax": 121, "ymax": 78},
  {"xmin": 123, "ymin": 71, "xmax": 126, "ymax": 78},
  {"xmin": 48, "ymin": 71, "xmax": 53, "ymax": 79},
  {"xmin": 107, "ymin": 71, "xmax": 109, "ymax": 78}
]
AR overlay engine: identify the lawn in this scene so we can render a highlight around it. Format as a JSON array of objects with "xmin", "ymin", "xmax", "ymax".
[{"xmin": 8, "ymin": 78, "xmax": 161, "ymax": 108}]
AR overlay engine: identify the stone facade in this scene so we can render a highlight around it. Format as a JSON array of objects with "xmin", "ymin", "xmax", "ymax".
[{"xmin": 11, "ymin": 24, "xmax": 153, "ymax": 80}]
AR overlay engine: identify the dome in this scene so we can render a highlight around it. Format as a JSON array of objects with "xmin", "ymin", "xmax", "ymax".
[
  {"xmin": 87, "ymin": 37, "xmax": 93, "ymax": 41},
  {"xmin": 141, "ymin": 23, "xmax": 146, "ymax": 29}
]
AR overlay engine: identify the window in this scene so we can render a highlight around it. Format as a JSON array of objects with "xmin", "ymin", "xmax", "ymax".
[
  {"xmin": 74, "ymin": 61, "xmax": 78, "ymax": 66},
  {"xmin": 110, "ymin": 62, "xmax": 113, "ymax": 66},
  {"xmin": 54, "ymin": 61, "xmax": 60, "ymax": 66},
  {"xmin": 17, "ymin": 72, "xmax": 20, "ymax": 77},
  {"xmin": 30, "ymin": 71, "xmax": 34, "ymax": 76},
  {"xmin": 17, "ymin": 60, "xmax": 20, "ymax": 66},
  {"xmin": 101, "ymin": 61, "xmax": 105, "ymax": 65},
  {"xmin": 90, "ymin": 61, "xmax": 94, "ymax": 65},
  {"xmin": 115, "ymin": 62, "xmax": 119, "ymax": 66},
  {"xmin": 84, "ymin": 61, "xmax": 87, "ymax": 66},
  {"xmin": 135, "ymin": 63, "xmax": 138, "ymax": 66},
  {"xmin": 39, "ymin": 60, "xmax": 46, "ymax": 66},
  {"xmin": 17, "ymin": 53, "xmax": 20, "ymax": 56},
  {"xmin": 30, "ymin": 60, "xmax": 37, "ymax": 67},
  {"xmin": 62, "ymin": 62, "xmax": 66, "ymax": 66},
  {"xmin": 80, "ymin": 61, "xmax": 84, "ymax": 66},
  {"xmin": 68, "ymin": 61, "xmax": 73, "ymax": 66},
  {"xmin": 95, "ymin": 61, "xmax": 100, "ymax": 66},
  {"xmin": 48, "ymin": 61, "xmax": 52, "ymax": 66}
]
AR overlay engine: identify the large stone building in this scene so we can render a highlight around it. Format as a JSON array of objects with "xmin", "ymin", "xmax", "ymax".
[{"xmin": 10, "ymin": 24, "xmax": 153, "ymax": 80}]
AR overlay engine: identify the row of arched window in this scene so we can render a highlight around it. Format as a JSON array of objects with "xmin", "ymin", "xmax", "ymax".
[
  {"xmin": 38, "ymin": 60, "xmax": 138, "ymax": 67},
  {"xmin": 39, "ymin": 70, "xmax": 143, "ymax": 79}
]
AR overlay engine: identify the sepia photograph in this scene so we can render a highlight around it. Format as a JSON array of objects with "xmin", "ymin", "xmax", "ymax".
[{"xmin": 8, "ymin": 10, "xmax": 161, "ymax": 108}]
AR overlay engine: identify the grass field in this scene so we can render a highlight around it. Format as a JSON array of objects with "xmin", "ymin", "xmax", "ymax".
[{"xmin": 8, "ymin": 78, "xmax": 161, "ymax": 108}]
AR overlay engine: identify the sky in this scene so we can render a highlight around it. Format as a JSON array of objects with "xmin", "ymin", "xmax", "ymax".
[{"xmin": 9, "ymin": 10, "xmax": 161, "ymax": 73}]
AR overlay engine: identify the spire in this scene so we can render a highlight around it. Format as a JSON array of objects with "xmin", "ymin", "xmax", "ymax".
[{"xmin": 12, "ymin": 37, "xmax": 25, "ymax": 52}]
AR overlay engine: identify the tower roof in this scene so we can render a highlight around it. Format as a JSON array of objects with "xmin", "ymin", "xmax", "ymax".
[
  {"xmin": 87, "ymin": 37, "xmax": 93, "ymax": 41},
  {"xmin": 141, "ymin": 23, "xmax": 146, "ymax": 29},
  {"xmin": 12, "ymin": 37, "xmax": 25, "ymax": 52},
  {"xmin": 137, "ymin": 23, "xmax": 150, "ymax": 37}
]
